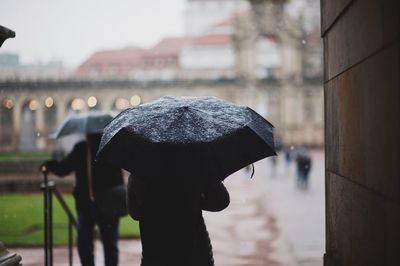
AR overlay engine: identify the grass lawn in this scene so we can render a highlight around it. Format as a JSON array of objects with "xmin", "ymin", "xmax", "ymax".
[
  {"xmin": 0, "ymin": 152, "xmax": 51, "ymax": 162},
  {"xmin": 0, "ymin": 193, "xmax": 140, "ymax": 246}
]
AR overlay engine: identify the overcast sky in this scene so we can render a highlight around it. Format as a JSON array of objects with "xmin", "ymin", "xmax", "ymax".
[{"xmin": 0, "ymin": 0, "xmax": 185, "ymax": 67}]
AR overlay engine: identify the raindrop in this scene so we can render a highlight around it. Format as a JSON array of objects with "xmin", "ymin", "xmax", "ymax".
[
  {"xmin": 302, "ymin": 39, "xmax": 307, "ymax": 45},
  {"xmin": 37, "ymin": 132, "xmax": 41, "ymax": 137},
  {"xmin": 290, "ymin": 146, "xmax": 295, "ymax": 150}
]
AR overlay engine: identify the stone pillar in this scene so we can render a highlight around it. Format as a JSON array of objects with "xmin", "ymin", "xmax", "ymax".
[
  {"xmin": 248, "ymin": 0, "xmax": 304, "ymax": 84},
  {"xmin": 232, "ymin": 12, "xmax": 257, "ymax": 85},
  {"xmin": 12, "ymin": 98, "xmax": 21, "ymax": 150},
  {"xmin": 276, "ymin": 11, "xmax": 304, "ymax": 85},
  {"xmin": 248, "ymin": 0, "xmax": 286, "ymax": 36},
  {"xmin": 35, "ymin": 102, "xmax": 46, "ymax": 150},
  {"xmin": 36, "ymin": 102, "xmax": 44, "ymax": 134},
  {"xmin": 266, "ymin": 88, "xmax": 281, "ymax": 132},
  {"xmin": 100, "ymin": 94, "xmax": 112, "ymax": 112},
  {"xmin": 247, "ymin": 0, "xmax": 307, "ymax": 146},
  {"xmin": 12, "ymin": 99, "xmax": 21, "ymax": 133},
  {"xmin": 322, "ymin": 0, "xmax": 400, "ymax": 265},
  {"xmin": 56, "ymin": 97, "xmax": 66, "ymax": 124}
]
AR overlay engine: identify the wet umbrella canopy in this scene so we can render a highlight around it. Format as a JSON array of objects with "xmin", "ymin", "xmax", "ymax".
[
  {"xmin": 97, "ymin": 96, "xmax": 276, "ymax": 180},
  {"xmin": 51, "ymin": 111, "xmax": 117, "ymax": 138}
]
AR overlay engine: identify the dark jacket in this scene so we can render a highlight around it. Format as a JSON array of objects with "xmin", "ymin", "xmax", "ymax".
[
  {"xmin": 127, "ymin": 174, "xmax": 230, "ymax": 266},
  {"xmin": 296, "ymin": 153, "xmax": 312, "ymax": 174},
  {"xmin": 45, "ymin": 141, "xmax": 123, "ymax": 210}
]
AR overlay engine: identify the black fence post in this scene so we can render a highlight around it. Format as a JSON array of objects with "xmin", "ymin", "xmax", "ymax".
[
  {"xmin": 42, "ymin": 174, "xmax": 77, "ymax": 266},
  {"xmin": 68, "ymin": 217, "xmax": 73, "ymax": 266},
  {"xmin": 48, "ymin": 182, "xmax": 54, "ymax": 266},
  {"xmin": 42, "ymin": 172, "xmax": 49, "ymax": 266}
]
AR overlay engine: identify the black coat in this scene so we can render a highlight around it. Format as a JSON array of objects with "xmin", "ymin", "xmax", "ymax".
[
  {"xmin": 127, "ymin": 173, "xmax": 230, "ymax": 266},
  {"xmin": 296, "ymin": 154, "xmax": 312, "ymax": 174},
  {"xmin": 45, "ymin": 141, "xmax": 123, "ymax": 211}
]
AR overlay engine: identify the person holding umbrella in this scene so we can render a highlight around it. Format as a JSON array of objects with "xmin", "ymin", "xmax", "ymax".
[
  {"xmin": 41, "ymin": 111, "xmax": 124, "ymax": 266},
  {"xmin": 97, "ymin": 96, "xmax": 277, "ymax": 265},
  {"xmin": 127, "ymin": 146, "xmax": 230, "ymax": 265}
]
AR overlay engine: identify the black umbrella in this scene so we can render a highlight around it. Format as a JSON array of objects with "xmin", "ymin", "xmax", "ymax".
[
  {"xmin": 97, "ymin": 96, "xmax": 276, "ymax": 180},
  {"xmin": 51, "ymin": 111, "xmax": 117, "ymax": 138}
]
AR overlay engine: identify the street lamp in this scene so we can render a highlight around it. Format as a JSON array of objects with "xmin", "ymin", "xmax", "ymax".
[{"xmin": 0, "ymin": 25, "xmax": 16, "ymax": 47}]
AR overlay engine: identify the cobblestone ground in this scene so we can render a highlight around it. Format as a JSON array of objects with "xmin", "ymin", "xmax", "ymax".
[{"xmin": 12, "ymin": 150, "xmax": 324, "ymax": 266}]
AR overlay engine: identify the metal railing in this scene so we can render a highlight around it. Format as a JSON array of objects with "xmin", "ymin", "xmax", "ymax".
[{"xmin": 41, "ymin": 171, "xmax": 77, "ymax": 266}]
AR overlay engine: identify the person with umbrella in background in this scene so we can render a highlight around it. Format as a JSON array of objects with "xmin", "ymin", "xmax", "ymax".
[
  {"xmin": 41, "ymin": 111, "xmax": 125, "ymax": 266},
  {"xmin": 97, "ymin": 96, "xmax": 276, "ymax": 265},
  {"xmin": 295, "ymin": 146, "xmax": 312, "ymax": 190}
]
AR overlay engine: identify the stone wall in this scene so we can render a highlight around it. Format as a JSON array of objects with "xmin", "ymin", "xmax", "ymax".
[{"xmin": 322, "ymin": 0, "xmax": 400, "ymax": 265}]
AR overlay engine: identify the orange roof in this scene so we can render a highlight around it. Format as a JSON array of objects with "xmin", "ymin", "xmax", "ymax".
[
  {"xmin": 75, "ymin": 47, "xmax": 148, "ymax": 77},
  {"xmin": 81, "ymin": 47, "xmax": 147, "ymax": 66},
  {"xmin": 193, "ymin": 34, "xmax": 232, "ymax": 46},
  {"xmin": 147, "ymin": 36, "xmax": 195, "ymax": 56}
]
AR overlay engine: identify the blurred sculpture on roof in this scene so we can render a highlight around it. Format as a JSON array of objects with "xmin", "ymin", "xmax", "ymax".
[{"xmin": 0, "ymin": 25, "xmax": 15, "ymax": 48}]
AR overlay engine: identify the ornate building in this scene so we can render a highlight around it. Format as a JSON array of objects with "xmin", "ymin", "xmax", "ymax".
[{"xmin": 0, "ymin": 0, "xmax": 324, "ymax": 152}]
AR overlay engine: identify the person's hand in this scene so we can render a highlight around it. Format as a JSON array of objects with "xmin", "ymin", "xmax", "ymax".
[{"xmin": 39, "ymin": 161, "xmax": 52, "ymax": 173}]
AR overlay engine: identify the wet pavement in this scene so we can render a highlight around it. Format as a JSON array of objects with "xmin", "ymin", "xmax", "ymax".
[
  {"xmin": 260, "ymin": 150, "xmax": 325, "ymax": 266},
  {"xmin": 12, "ymin": 150, "xmax": 325, "ymax": 266}
]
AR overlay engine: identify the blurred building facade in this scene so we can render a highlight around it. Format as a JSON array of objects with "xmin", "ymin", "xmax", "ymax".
[
  {"xmin": 0, "ymin": 0, "xmax": 323, "ymax": 152},
  {"xmin": 0, "ymin": 53, "xmax": 71, "ymax": 81}
]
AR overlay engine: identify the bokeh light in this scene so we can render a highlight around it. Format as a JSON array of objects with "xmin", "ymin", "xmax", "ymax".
[
  {"xmin": 114, "ymin": 98, "xmax": 129, "ymax": 110},
  {"xmin": 87, "ymin": 96, "xmax": 97, "ymax": 108},
  {"xmin": 44, "ymin": 97, "xmax": 54, "ymax": 108},
  {"xmin": 2, "ymin": 99, "xmax": 14, "ymax": 109},
  {"xmin": 71, "ymin": 98, "xmax": 85, "ymax": 111},
  {"xmin": 28, "ymin": 100, "xmax": 38, "ymax": 111},
  {"xmin": 130, "ymin": 95, "xmax": 141, "ymax": 106}
]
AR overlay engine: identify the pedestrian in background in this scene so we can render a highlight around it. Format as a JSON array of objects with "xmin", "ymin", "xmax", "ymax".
[
  {"xmin": 295, "ymin": 147, "xmax": 312, "ymax": 190},
  {"xmin": 270, "ymin": 156, "xmax": 278, "ymax": 177},
  {"xmin": 284, "ymin": 146, "xmax": 292, "ymax": 166},
  {"xmin": 41, "ymin": 133, "xmax": 124, "ymax": 266}
]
